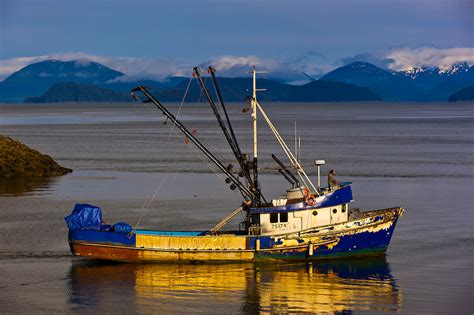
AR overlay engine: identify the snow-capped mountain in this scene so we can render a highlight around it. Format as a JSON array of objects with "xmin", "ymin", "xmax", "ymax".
[
  {"xmin": 397, "ymin": 61, "xmax": 474, "ymax": 94},
  {"xmin": 320, "ymin": 61, "xmax": 474, "ymax": 101},
  {"xmin": 320, "ymin": 62, "xmax": 418, "ymax": 101},
  {"xmin": 399, "ymin": 66, "xmax": 425, "ymax": 80},
  {"xmin": 400, "ymin": 61, "xmax": 473, "ymax": 79},
  {"xmin": 438, "ymin": 61, "xmax": 472, "ymax": 75}
]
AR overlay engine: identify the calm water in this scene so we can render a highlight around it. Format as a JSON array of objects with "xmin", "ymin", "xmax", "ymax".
[{"xmin": 0, "ymin": 102, "xmax": 473, "ymax": 314}]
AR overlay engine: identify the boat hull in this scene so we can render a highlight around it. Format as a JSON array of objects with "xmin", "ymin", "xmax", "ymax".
[
  {"xmin": 69, "ymin": 242, "xmax": 256, "ymax": 262},
  {"xmin": 68, "ymin": 207, "xmax": 403, "ymax": 262}
]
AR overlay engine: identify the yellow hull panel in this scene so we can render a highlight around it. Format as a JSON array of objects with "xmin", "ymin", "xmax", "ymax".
[{"xmin": 136, "ymin": 234, "xmax": 248, "ymax": 250}]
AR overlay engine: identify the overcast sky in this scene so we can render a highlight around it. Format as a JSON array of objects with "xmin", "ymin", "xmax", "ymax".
[{"xmin": 0, "ymin": 0, "xmax": 473, "ymax": 79}]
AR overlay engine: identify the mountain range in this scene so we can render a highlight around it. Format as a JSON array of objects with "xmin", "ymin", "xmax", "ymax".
[
  {"xmin": 151, "ymin": 76, "xmax": 381, "ymax": 102},
  {"xmin": 320, "ymin": 61, "xmax": 474, "ymax": 101},
  {"xmin": 0, "ymin": 59, "xmax": 472, "ymax": 103},
  {"xmin": 0, "ymin": 60, "xmax": 123, "ymax": 102}
]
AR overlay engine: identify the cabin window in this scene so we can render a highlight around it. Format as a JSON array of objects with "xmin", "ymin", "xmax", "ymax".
[
  {"xmin": 270, "ymin": 212, "xmax": 288, "ymax": 223},
  {"xmin": 342, "ymin": 204, "xmax": 347, "ymax": 213},
  {"xmin": 332, "ymin": 208, "xmax": 337, "ymax": 214}
]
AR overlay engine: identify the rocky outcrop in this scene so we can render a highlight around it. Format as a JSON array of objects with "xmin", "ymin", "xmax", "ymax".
[{"xmin": 0, "ymin": 135, "xmax": 72, "ymax": 177}]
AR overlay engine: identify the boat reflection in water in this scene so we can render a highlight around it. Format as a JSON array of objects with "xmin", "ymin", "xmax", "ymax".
[{"xmin": 68, "ymin": 257, "xmax": 402, "ymax": 313}]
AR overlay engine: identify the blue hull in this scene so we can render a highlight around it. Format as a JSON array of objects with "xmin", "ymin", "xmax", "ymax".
[{"xmin": 257, "ymin": 218, "xmax": 399, "ymax": 260}]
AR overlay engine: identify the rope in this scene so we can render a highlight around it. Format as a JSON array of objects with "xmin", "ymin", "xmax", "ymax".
[{"xmin": 134, "ymin": 77, "xmax": 193, "ymax": 229}]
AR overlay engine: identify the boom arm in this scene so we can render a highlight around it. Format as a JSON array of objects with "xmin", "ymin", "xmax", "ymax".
[
  {"xmin": 207, "ymin": 67, "xmax": 254, "ymax": 188},
  {"xmin": 193, "ymin": 68, "xmax": 254, "ymax": 189},
  {"xmin": 130, "ymin": 86, "xmax": 254, "ymax": 201}
]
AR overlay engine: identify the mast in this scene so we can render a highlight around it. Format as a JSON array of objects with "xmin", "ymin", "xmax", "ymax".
[{"xmin": 251, "ymin": 68, "xmax": 266, "ymax": 206}]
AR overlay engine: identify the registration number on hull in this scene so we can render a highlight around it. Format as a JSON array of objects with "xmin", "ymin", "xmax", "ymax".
[{"xmin": 271, "ymin": 223, "xmax": 296, "ymax": 230}]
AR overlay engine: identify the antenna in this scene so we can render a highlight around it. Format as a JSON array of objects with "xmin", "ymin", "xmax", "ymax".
[
  {"xmin": 294, "ymin": 122, "xmax": 297, "ymax": 162},
  {"xmin": 298, "ymin": 136, "xmax": 301, "ymax": 163}
]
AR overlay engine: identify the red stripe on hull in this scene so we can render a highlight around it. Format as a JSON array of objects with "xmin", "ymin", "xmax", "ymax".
[{"xmin": 70, "ymin": 242, "xmax": 139, "ymax": 262}]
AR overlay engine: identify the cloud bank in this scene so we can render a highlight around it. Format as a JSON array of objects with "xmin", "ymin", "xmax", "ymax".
[
  {"xmin": 1, "ymin": 47, "xmax": 473, "ymax": 82},
  {"xmin": 203, "ymin": 52, "xmax": 335, "ymax": 82},
  {"xmin": 341, "ymin": 47, "xmax": 474, "ymax": 71},
  {"xmin": 0, "ymin": 52, "xmax": 190, "ymax": 81},
  {"xmin": 385, "ymin": 47, "xmax": 474, "ymax": 71},
  {"xmin": 0, "ymin": 52, "xmax": 333, "ymax": 84}
]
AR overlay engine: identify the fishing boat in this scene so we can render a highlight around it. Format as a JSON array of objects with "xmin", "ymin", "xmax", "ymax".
[{"xmin": 65, "ymin": 67, "xmax": 404, "ymax": 262}]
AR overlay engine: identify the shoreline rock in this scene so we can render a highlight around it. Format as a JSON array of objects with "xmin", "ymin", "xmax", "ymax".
[{"xmin": 0, "ymin": 135, "xmax": 72, "ymax": 177}]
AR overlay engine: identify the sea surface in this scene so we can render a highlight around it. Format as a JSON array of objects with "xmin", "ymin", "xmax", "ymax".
[{"xmin": 0, "ymin": 102, "xmax": 473, "ymax": 314}]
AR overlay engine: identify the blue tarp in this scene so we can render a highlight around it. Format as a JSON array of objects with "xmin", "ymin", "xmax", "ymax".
[
  {"xmin": 65, "ymin": 203, "xmax": 103, "ymax": 230},
  {"xmin": 113, "ymin": 222, "xmax": 132, "ymax": 233}
]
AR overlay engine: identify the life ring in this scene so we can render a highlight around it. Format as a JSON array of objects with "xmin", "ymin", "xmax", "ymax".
[
  {"xmin": 303, "ymin": 187, "xmax": 309, "ymax": 197},
  {"xmin": 305, "ymin": 194, "xmax": 316, "ymax": 206}
]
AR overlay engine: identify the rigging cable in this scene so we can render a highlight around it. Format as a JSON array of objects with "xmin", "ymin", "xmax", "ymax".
[
  {"xmin": 134, "ymin": 77, "xmax": 194, "ymax": 229},
  {"xmin": 255, "ymin": 101, "xmax": 319, "ymax": 194}
]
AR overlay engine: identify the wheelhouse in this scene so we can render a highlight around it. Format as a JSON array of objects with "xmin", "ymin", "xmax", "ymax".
[{"xmin": 247, "ymin": 183, "xmax": 354, "ymax": 236}]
